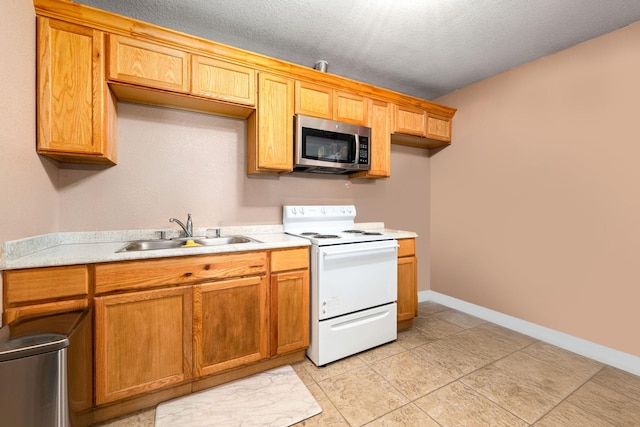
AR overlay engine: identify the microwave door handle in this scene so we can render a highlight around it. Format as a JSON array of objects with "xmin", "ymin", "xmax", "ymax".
[{"xmin": 322, "ymin": 244, "xmax": 399, "ymax": 258}]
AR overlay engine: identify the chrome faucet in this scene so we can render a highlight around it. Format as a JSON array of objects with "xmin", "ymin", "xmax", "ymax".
[{"xmin": 169, "ymin": 213, "xmax": 193, "ymax": 237}]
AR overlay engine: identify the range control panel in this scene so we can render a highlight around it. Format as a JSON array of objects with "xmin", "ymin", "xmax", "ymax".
[
  {"xmin": 284, "ymin": 205, "xmax": 355, "ymax": 219},
  {"xmin": 282, "ymin": 205, "xmax": 357, "ymax": 233}
]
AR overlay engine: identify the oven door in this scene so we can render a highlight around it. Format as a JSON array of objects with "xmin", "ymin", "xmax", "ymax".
[{"xmin": 312, "ymin": 239, "xmax": 398, "ymax": 320}]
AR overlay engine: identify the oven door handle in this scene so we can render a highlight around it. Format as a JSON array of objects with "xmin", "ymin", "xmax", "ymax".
[{"xmin": 322, "ymin": 244, "xmax": 399, "ymax": 258}]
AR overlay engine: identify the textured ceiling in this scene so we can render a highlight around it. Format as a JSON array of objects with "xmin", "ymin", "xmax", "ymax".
[{"xmin": 76, "ymin": 0, "xmax": 640, "ymax": 100}]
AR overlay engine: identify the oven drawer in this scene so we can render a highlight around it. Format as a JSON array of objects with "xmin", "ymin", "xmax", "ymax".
[{"xmin": 309, "ymin": 303, "xmax": 397, "ymax": 366}]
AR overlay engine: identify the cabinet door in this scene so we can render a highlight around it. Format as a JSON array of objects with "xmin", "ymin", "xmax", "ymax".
[
  {"xmin": 426, "ymin": 113, "xmax": 452, "ymax": 142},
  {"xmin": 270, "ymin": 270, "xmax": 309, "ymax": 355},
  {"xmin": 107, "ymin": 34, "xmax": 189, "ymax": 93},
  {"xmin": 295, "ymin": 82, "xmax": 367, "ymax": 125},
  {"xmin": 191, "ymin": 56, "xmax": 255, "ymax": 105},
  {"xmin": 37, "ymin": 17, "xmax": 116, "ymax": 164},
  {"xmin": 94, "ymin": 287, "xmax": 192, "ymax": 405},
  {"xmin": 295, "ymin": 81, "xmax": 333, "ymax": 119},
  {"xmin": 353, "ymin": 98, "xmax": 391, "ymax": 179},
  {"xmin": 397, "ymin": 255, "xmax": 418, "ymax": 324},
  {"xmin": 193, "ymin": 276, "xmax": 268, "ymax": 377},
  {"xmin": 247, "ymin": 72, "xmax": 294, "ymax": 173},
  {"xmin": 394, "ymin": 104, "xmax": 426, "ymax": 137},
  {"xmin": 397, "ymin": 238, "xmax": 417, "ymax": 328},
  {"xmin": 334, "ymin": 90, "xmax": 367, "ymax": 125}
]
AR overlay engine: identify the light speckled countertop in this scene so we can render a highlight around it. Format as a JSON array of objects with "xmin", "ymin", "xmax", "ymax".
[{"xmin": 0, "ymin": 223, "xmax": 417, "ymax": 270}]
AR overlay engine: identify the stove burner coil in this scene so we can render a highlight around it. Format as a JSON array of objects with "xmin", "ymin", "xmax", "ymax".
[
  {"xmin": 342, "ymin": 230, "xmax": 383, "ymax": 236},
  {"xmin": 314, "ymin": 234, "xmax": 341, "ymax": 239}
]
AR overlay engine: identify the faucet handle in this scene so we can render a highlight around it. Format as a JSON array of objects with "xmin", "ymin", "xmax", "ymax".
[{"xmin": 206, "ymin": 228, "xmax": 221, "ymax": 238}]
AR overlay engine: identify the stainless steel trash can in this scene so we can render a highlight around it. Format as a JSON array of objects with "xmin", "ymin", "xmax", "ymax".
[{"xmin": 0, "ymin": 308, "xmax": 92, "ymax": 427}]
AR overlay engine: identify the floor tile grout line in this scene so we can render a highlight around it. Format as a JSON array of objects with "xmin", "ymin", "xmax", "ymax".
[
  {"xmin": 529, "ymin": 364, "xmax": 613, "ymax": 426},
  {"xmin": 588, "ymin": 366, "xmax": 640, "ymax": 404}
]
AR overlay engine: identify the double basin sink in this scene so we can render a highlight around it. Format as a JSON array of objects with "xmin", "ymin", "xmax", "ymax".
[{"xmin": 118, "ymin": 236, "xmax": 256, "ymax": 252}]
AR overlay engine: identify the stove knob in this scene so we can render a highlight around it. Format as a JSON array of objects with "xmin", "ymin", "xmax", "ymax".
[
  {"xmin": 300, "ymin": 207, "xmax": 305, "ymax": 215},
  {"xmin": 291, "ymin": 207, "xmax": 297, "ymax": 215},
  {"xmin": 320, "ymin": 207, "xmax": 327, "ymax": 214}
]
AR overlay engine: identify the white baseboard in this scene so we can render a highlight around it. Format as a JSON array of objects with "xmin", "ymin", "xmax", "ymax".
[{"xmin": 420, "ymin": 290, "xmax": 640, "ymax": 377}]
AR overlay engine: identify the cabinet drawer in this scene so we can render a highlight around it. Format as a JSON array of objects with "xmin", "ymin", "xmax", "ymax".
[
  {"xmin": 4, "ymin": 265, "xmax": 89, "ymax": 305},
  {"xmin": 95, "ymin": 252, "xmax": 267, "ymax": 294},
  {"xmin": 270, "ymin": 248, "xmax": 309, "ymax": 272},
  {"xmin": 397, "ymin": 238, "xmax": 416, "ymax": 257}
]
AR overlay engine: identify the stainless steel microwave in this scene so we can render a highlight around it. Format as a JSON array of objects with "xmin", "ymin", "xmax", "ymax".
[{"xmin": 294, "ymin": 115, "xmax": 371, "ymax": 174}]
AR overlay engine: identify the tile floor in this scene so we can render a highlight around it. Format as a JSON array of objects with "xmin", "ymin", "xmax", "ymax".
[{"xmin": 100, "ymin": 301, "xmax": 640, "ymax": 426}]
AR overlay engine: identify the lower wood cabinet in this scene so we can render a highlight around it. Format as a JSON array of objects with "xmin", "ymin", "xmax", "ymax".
[
  {"xmin": 3, "ymin": 247, "xmax": 310, "ymax": 417},
  {"xmin": 193, "ymin": 275, "xmax": 268, "ymax": 377},
  {"xmin": 270, "ymin": 270, "xmax": 309, "ymax": 355},
  {"xmin": 269, "ymin": 248, "xmax": 310, "ymax": 356},
  {"xmin": 397, "ymin": 238, "xmax": 418, "ymax": 330},
  {"xmin": 94, "ymin": 287, "xmax": 193, "ymax": 405}
]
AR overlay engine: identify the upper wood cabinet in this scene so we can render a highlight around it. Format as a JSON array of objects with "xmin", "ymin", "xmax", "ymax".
[
  {"xmin": 295, "ymin": 81, "xmax": 367, "ymax": 125},
  {"xmin": 295, "ymin": 81, "xmax": 332, "ymax": 119},
  {"xmin": 392, "ymin": 103, "xmax": 452, "ymax": 148},
  {"xmin": 334, "ymin": 90, "xmax": 368, "ymax": 125},
  {"xmin": 352, "ymin": 98, "xmax": 392, "ymax": 179},
  {"xmin": 247, "ymin": 72, "xmax": 294, "ymax": 173},
  {"xmin": 34, "ymin": 0, "xmax": 455, "ymax": 170},
  {"xmin": 426, "ymin": 113, "xmax": 452, "ymax": 141},
  {"xmin": 394, "ymin": 104, "xmax": 426, "ymax": 136},
  {"xmin": 37, "ymin": 17, "xmax": 117, "ymax": 164},
  {"xmin": 191, "ymin": 56, "xmax": 255, "ymax": 106},
  {"xmin": 107, "ymin": 35, "xmax": 189, "ymax": 93}
]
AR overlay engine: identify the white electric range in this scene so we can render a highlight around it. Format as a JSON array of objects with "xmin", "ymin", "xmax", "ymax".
[{"xmin": 283, "ymin": 205, "xmax": 398, "ymax": 366}]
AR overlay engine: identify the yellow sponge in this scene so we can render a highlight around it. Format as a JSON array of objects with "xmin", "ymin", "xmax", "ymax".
[{"xmin": 181, "ymin": 239, "xmax": 202, "ymax": 248}]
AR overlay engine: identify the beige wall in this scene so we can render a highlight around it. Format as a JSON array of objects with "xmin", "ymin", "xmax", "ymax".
[
  {"xmin": 432, "ymin": 21, "xmax": 640, "ymax": 357},
  {"xmin": 56, "ymin": 103, "xmax": 430, "ymax": 242},
  {"xmin": 0, "ymin": 0, "xmax": 59, "ymax": 244},
  {"xmin": 57, "ymin": 102, "xmax": 431, "ymax": 290}
]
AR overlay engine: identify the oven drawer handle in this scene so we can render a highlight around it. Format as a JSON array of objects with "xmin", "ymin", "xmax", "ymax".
[
  {"xmin": 330, "ymin": 310, "xmax": 392, "ymax": 330},
  {"xmin": 322, "ymin": 244, "xmax": 399, "ymax": 258}
]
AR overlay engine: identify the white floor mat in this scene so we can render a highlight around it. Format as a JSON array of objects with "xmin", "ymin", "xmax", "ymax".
[{"xmin": 155, "ymin": 365, "xmax": 321, "ymax": 426}]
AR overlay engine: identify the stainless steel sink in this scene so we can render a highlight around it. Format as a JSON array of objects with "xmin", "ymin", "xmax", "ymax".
[
  {"xmin": 194, "ymin": 236, "xmax": 254, "ymax": 246},
  {"xmin": 117, "ymin": 236, "xmax": 257, "ymax": 252}
]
